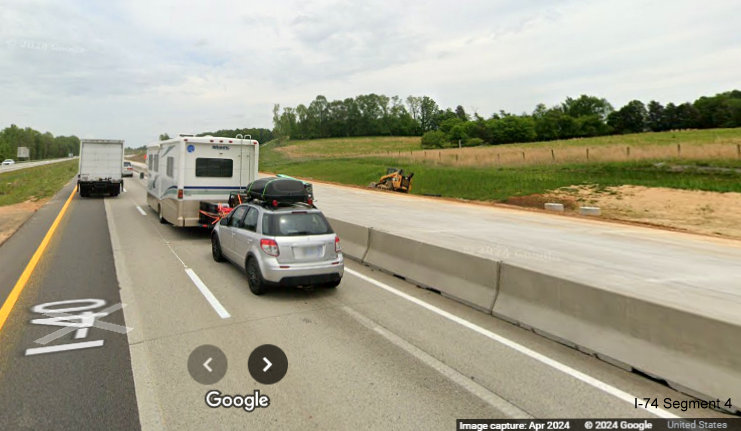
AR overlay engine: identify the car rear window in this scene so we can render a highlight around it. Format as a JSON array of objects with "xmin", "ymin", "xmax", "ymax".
[
  {"xmin": 124, "ymin": 162, "xmax": 131, "ymax": 166},
  {"xmin": 262, "ymin": 212, "xmax": 333, "ymax": 236}
]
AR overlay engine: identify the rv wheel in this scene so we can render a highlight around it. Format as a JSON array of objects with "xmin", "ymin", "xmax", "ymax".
[{"xmin": 158, "ymin": 205, "xmax": 167, "ymax": 224}]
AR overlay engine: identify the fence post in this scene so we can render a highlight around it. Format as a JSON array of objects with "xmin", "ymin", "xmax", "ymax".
[
  {"xmin": 497, "ymin": 153, "xmax": 501, "ymax": 164},
  {"xmin": 551, "ymin": 148, "xmax": 555, "ymax": 161},
  {"xmin": 455, "ymin": 154, "xmax": 459, "ymax": 162},
  {"xmin": 738, "ymin": 144, "xmax": 740, "ymax": 158},
  {"xmin": 586, "ymin": 148, "xmax": 590, "ymax": 161},
  {"xmin": 677, "ymin": 144, "xmax": 681, "ymax": 157},
  {"xmin": 438, "ymin": 151, "xmax": 441, "ymax": 160},
  {"xmin": 626, "ymin": 146, "xmax": 630, "ymax": 157},
  {"xmin": 521, "ymin": 151, "xmax": 525, "ymax": 160}
]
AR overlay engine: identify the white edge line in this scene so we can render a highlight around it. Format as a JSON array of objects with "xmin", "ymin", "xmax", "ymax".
[
  {"xmin": 185, "ymin": 268, "xmax": 231, "ymax": 319},
  {"xmin": 135, "ymin": 205, "xmax": 146, "ymax": 216},
  {"xmin": 345, "ymin": 267, "xmax": 679, "ymax": 419},
  {"xmin": 342, "ymin": 305, "xmax": 533, "ymax": 419}
]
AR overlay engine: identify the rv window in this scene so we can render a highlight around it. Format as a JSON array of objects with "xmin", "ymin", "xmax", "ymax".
[
  {"xmin": 166, "ymin": 157, "xmax": 174, "ymax": 178},
  {"xmin": 147, "ymin": 156, "xmax": 153, "ymax": 170},
  {"xmin": 153, "ymin": 154, "xmax": 159, "ymax": 172},
  {"xmin": 195, "ymin": 158, "xmax": 233, "ymax": 178}
]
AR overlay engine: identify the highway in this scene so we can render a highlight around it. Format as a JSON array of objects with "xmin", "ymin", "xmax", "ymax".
[
  {"xmin": 0, "ymin": 157, "xmax": 77, "ymax": 173},
  {"xmin": 308, "ymin": 179, "xmax": 741, "ymax": 323},
  {"xmin": 0, "ymin": 171, "xmax": 736, "ymax": 430}
]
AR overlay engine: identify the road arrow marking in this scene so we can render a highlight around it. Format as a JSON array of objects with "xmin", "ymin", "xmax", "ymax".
[
  {"xmin": 203, "ymin": 357, "xmax": 213, "ymax": 373},
  {"xmin": 263, "ymin": 357, "xmax": 272, "ymax": 372}
]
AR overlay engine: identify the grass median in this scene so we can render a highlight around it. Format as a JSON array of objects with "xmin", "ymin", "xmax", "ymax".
[{"xmin": 0, "ymin": 160, "xmax": 78, "ymax": 206}]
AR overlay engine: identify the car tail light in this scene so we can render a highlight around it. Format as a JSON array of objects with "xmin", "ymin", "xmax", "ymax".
[
  {"xmin": 260, "ymin": 239, "xmax": 279, "ymax": 257},
  {"xmin": 177, "ymin": 189, "xmax": 183, "ymax": 199},
  {"xmin": 335, "ymin": 235, "xmax": 341, "ymax": 253},
  {"xmin": 272, "ymin": 200, "xmax": 278, "ymax": 207}
]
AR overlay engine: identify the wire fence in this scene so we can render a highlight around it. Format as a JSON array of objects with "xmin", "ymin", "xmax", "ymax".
[{"xmin": 373, "ymin": 142, "xmax": 741, "ymax": 167}]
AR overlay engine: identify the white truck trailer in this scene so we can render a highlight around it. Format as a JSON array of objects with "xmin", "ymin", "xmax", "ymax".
[
  {"xmin": 146, "ymin": 135, "xmax": 259, "ymax": 227},
  {"xmin": 78, "ymin": 139, "xmax": 124, "ymax": 197}
]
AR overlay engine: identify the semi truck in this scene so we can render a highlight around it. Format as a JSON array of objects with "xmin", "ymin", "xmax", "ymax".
[
  {"xmin": 78, "ymin": 139, "xmax": 124, "ymax": 197},
  {"xmin": 146, "ymin": 135, "xmax": 259, "ymax": 227}
]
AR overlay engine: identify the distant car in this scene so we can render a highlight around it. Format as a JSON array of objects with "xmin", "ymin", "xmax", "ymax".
[
  {"xmin": 211, "ymin": 202, "xmax": 343, "ymax": 295},
  {"xmin": 122, "ymin": 161, "xmax": 134, "ymax": 177},
  {"xmin": 2, "ymin": 159, "xmax": 15, "ymax": 166}
]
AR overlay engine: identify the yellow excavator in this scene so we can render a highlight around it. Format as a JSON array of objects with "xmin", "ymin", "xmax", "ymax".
[{"xmin": 369, "ymin": 168, "xmax": 414, "ymax": 193}]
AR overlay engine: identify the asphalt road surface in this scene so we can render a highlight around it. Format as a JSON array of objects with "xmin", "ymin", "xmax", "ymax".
[
  {"xmin": 0, "ymin": 172, "xmax": 735, "ymax": 430},
  {"xmin": 0, "ymin": 181, "xmax": 139, "ymax": 430}
]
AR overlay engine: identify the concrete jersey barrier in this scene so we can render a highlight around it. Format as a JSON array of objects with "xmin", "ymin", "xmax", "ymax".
[
  {"xmin": 326, "ymin": 217, "xmax": 370, "ymax": 261},
  {"xmin": 328, "ymin": 215, "xmax": 499, "ymax": 313},
  {"xmin": 492, "ymin": 262, "xmax": 741, "ymax": 409},
  {"xmin": 325, "ymin": 216, "xmax": 739, "ymax": 412}
]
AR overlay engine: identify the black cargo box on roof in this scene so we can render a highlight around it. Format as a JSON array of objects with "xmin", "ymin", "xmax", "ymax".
[{"xmin": 246, "ymin": 177, "xmax": 308, "ymax": 203}]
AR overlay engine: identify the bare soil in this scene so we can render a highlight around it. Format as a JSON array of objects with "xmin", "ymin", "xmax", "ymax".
[
  {"xmin": 0, "ymin": 198, "xmax": 48, "ymax": 245},
  {"xmin": 515, "ymin": 185, "xmax": 741, "ymax": 240}
]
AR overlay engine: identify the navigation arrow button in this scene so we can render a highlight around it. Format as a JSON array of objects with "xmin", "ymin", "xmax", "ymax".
[
  {"xmin": 248, "ymin": 344, "xmax": 288, "ymax": 384},
  {"xmin": 187, "ymin": 345, "xmax": 227, "ymax": 385}
]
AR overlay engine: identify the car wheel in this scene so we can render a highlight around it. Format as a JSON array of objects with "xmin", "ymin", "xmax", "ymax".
[
  {"xmin": 211, "ymin": 234, "xmax": 225, "ymax": 262},
  {"xmin": 246, "ymin": 258, "xmax": 267, "ymax": 295}
]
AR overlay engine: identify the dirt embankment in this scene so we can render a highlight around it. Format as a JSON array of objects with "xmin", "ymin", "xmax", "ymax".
[
  {"xmin": 0, "ymin": 198, "xmax": 48, "ymax": 245},
  {"xmin": 509, "ymin": 185, "xmax": 741, "ymax": 240}
]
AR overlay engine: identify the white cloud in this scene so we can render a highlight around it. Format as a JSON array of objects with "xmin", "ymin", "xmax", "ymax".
[{"xmin": 0, "ymin": 0, "xmax": 739, "ymax": 146}]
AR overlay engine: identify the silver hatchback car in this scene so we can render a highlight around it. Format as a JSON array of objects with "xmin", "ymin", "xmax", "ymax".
[{"xmin": 211, "ymin": 202, "xmax": 344, "ymax": 295}]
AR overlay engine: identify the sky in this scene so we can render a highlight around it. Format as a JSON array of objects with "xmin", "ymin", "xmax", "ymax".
[{"xmin": 1, "ymin": 0, "xmax": 740, "ymax": 147}]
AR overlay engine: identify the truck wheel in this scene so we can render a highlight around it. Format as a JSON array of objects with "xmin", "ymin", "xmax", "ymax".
[
  {"xmin": 246, "ymin": 258, "xmax": 267, "ymax": 295},
  {"xmin": 79, "ymin": 186, "xmax": 88, "ymax": 198},
  {"xmin": 211, "ymin": 234, "xmax": 225, "ymax": 262}
]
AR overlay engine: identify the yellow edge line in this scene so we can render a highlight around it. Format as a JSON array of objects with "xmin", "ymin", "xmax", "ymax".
[{"xmin": 0, "ymin": 185, "xmax": 77, "ymax": 333}]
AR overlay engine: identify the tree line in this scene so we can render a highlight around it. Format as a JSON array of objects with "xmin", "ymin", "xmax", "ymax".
[
  {"xmin": 0, "ymin": 124, "xmax": 80, "ymax": 161},
  {"xmin": 271, "ymin": 90, "xmax": 741, "ymax": 148}
]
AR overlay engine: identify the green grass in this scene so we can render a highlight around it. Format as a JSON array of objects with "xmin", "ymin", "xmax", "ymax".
[
  {"xmin": 259, "ymin": 129, "xmax": 741, "ymax": 201},
  {"xmin": 275, "ymin": 136, "xmax": 421, "ymax": 157},
  {"xmin": 262, "ymin": 156, "xmax": 741, "ymax": 201},
  {"xmin": 0, "ymin": 160, "xmax": 78, "ymax": 206},
  {"xmin": 275, "ymin": 128, "xmax": 741, "ymax": 158}
]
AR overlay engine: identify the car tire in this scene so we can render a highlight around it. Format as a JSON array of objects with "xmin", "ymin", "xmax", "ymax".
[
  {"xmin": 246, "ymin": 258, "xmax": 267, "ymax": 295},
  {"xmin": 211, "ymin": 234, "xmax": 225, "ymax": 262}
]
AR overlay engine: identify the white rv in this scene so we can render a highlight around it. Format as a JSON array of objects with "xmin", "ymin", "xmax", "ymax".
[{"xmin": 146, "ymin": 136, "xmax": 259, "ymax": 227}]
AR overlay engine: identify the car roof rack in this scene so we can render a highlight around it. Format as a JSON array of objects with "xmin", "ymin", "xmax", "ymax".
[{"xmin": 228, "ymin": 191, "xmax": 316, "ymax": 209}]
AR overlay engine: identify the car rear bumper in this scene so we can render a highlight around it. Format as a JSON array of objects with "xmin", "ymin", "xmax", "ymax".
[{"xmin": 261, "ymin": 255, "xmax": 344, "ymax": 285}]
